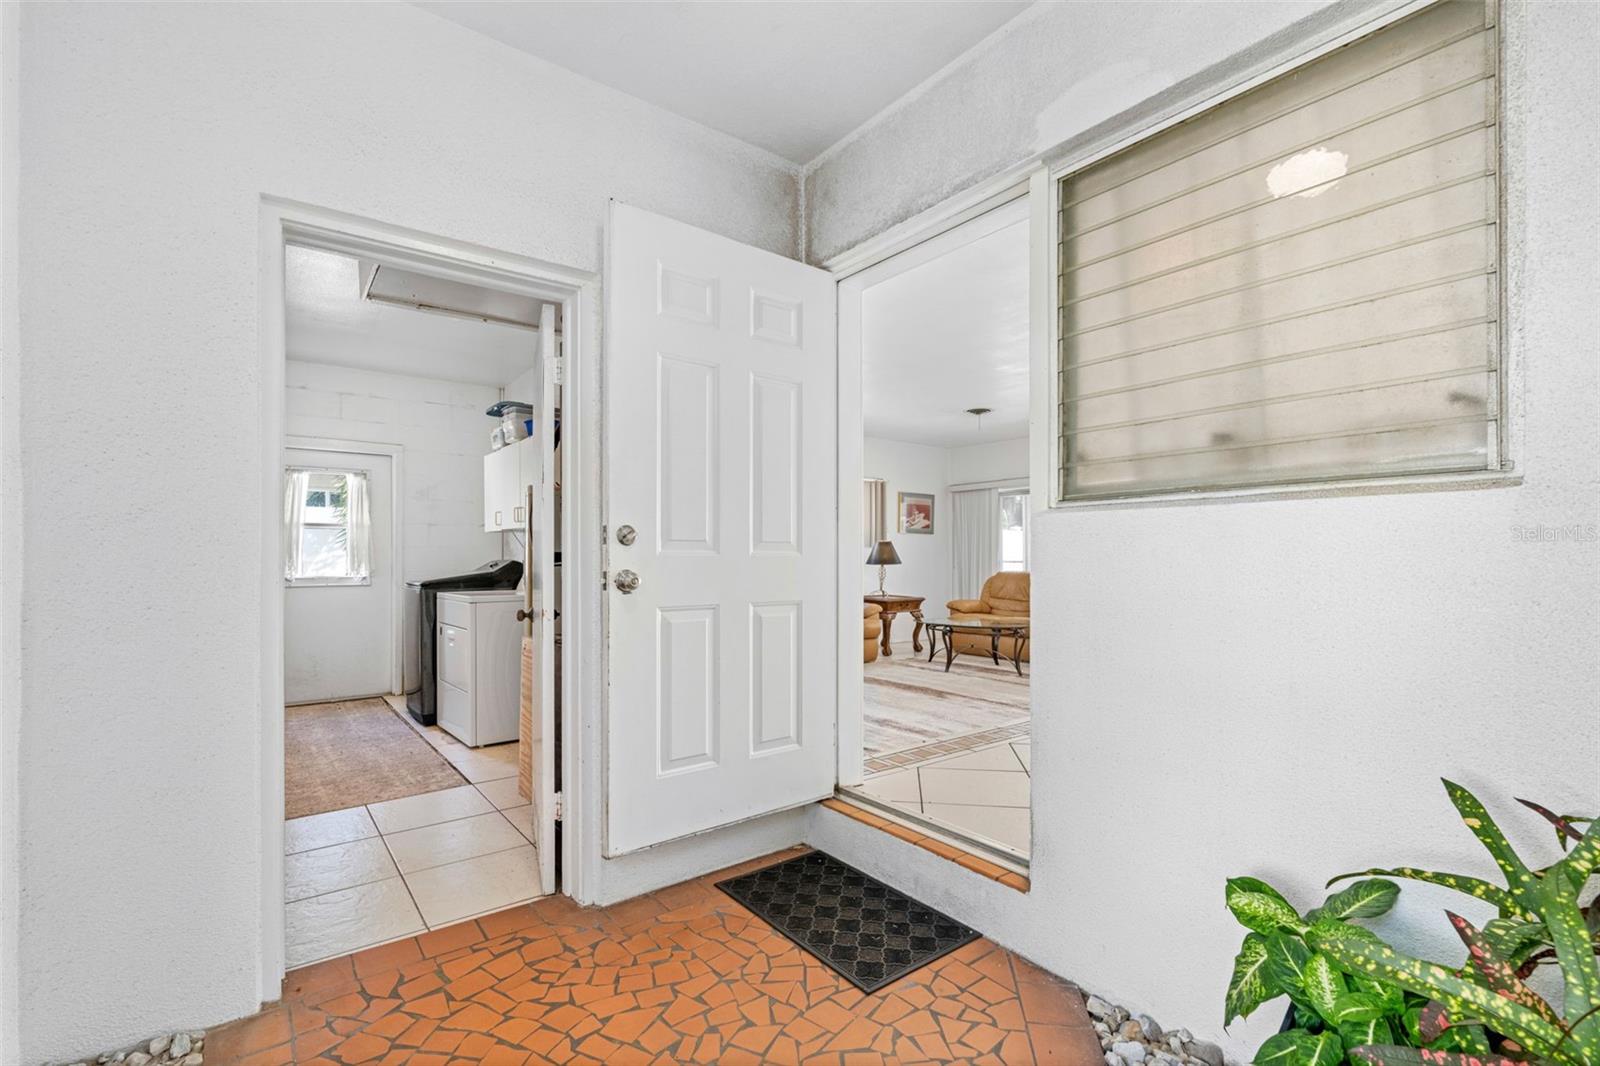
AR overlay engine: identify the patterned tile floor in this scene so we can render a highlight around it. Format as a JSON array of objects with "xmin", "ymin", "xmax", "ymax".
[{"xmin": 210, "ymin": 846, "xmax": 1101, "ymax": 1065}]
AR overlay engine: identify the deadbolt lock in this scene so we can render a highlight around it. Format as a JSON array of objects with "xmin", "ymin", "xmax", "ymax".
[{"xmin": 615, "ymin": 524, "xmax": 637, "ymax": 546}]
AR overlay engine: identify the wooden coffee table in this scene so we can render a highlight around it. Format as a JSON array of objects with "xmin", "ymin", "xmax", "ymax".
[{"xmin": 863, "ymin": 593, "xmax": 924, "ymax": 657}]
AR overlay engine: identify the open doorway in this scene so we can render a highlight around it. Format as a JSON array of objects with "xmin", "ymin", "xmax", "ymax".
[
  {"xmin": 272, "ymin": 231, "xmax": 567, "ymax": 969},
  {"xmin": 841, "ymin": 195, "xmax": 1033, "ymax": 866}
]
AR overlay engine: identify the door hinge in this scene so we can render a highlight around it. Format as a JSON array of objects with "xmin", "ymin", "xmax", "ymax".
[
  {"xmin": 552, "ymin": 792, "xmax": 563, "ymax": 821},
  {"xmin": 552, "ymin": 355, "xmax": 565, "ymax": 386}
]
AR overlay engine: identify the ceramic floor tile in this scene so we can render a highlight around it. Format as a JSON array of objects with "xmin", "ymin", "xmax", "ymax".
[
  {"xmin": 1013, "ymin": 741, "xmax": 1031, "ymax": 770},
  {"xmin": 401, "ymin": 844, "xmax": 539, "ymax": 928},
  {"xmin": 284, "ymin": 806, "xmax": 378, "ymax": 855},
  {"xmin": 284, "ymin": 836, "xmax": 399, "ymax": 903},
  {"xmin": 925, "ymin": 742, "xmax": 1028, "ymax": 772},
  {"xmin": 283, "ymin": 876, "xmax": 423, "ymax": 969},
  {"xmin": 858, "ymin": 766, "xmax": 921, "ymax": 807},
  {"xmin": 441, "ymin": 745, "xmax": 519, "ymax": 783},
  {"xmin": 923, "ymin": 802, "xmax": 1032, "ymax": 852},
  {"xmin": 366, "ymin": 783, "xmax": 492, "ymax": 835},
  {"xmin": 500, "ymin": 804, "xmax": 535, "ymax": 843},
  {"xmin": 473, "ymin": 776, "xmax": 526, "ymax": 810},
  {"xmin": 918, "ymin": 766, "xmax": 1031, "ymax": 807},
  {"xmin": 382, "ymin": 811, "xmax": 526, "ymax": 874}
]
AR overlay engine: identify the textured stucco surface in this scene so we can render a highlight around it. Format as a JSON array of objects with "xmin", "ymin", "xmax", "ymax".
[
  {"xmin": 803, "ymin": 0, "xmax": 1347, "ymax": 264},
  {"xmin": 808, "ymin": 0, "xmax": 1600, "ymax": 1057},
  {"xmin": 8, "ymin": 2, "xmax": 796, "ymax": 1060}
]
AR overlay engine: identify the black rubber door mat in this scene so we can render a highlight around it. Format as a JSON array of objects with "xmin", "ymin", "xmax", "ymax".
[{"xmin": 716, "ymin": 850, "xmax": 980, "ymax": 993}]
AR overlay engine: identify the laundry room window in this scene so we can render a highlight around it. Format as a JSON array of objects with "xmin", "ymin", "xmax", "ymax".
[{"xmin": 284, "ymin": 468, "xmax": 372, "ymax": 585}]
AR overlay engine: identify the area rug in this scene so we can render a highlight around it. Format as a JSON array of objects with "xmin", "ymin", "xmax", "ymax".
[
  {"xmin": 717, "ymin": 850, "xmax": 979, "ymax": 993},
  {"xmin": 285, "ymin": 698, "xmax": 467, "ymax": 819},
  {"xmin": 863, "ymin": 647, "xmax": 1029, "ymax": 757}
]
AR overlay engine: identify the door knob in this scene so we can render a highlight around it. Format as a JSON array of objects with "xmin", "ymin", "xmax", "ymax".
[
  {"xmin": 615, "ymin": 524, "xmax": 637, "ymax": 546},
  {"xmin": 613, "ymin": 569, "xmax": 640, "ymax": 594}
]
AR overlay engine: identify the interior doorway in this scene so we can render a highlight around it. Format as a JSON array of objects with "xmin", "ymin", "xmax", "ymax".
[
  {"xmin": 838, "ymin": 193, "xmax": 1035, "ymax": 867},
  {"xmin": 258, "ymin": 202, "xmax": 587, "ymax": 983}
]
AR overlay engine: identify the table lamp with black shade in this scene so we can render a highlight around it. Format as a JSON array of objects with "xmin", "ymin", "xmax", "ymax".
[{"xmin": 866, "ymin": 539, "xmax": 901, "ymax": 595}]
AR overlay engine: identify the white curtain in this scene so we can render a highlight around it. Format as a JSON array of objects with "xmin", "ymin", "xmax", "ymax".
[
  {"xmin": 282, "ymin": 469, "xmax": 309, "ymax": 580},
  {"xmin": 344, "ymin": 470, "xmax": 372, "ymax": 580},
  {"xmin": 950, "ymin": 487, "xmax": 1000, "ymax": 602}
]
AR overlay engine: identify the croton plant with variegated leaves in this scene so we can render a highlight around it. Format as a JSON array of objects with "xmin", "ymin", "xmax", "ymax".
[{"xmin": 1224, "ymin": 780, "xmax": 1598, "ymax": 1066}]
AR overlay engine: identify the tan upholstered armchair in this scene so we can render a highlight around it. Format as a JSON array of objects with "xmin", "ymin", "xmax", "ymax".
[
  {"xmin": 946, "ymin": 571, "xmax": 1030, "ymax": 662},
  {"xmin": 863, "ymin": 603, "xmax": 883, "ymax": 663}
]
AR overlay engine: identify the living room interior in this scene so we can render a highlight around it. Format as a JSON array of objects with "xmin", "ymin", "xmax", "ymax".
[{"xmin": 851, "ymin": 196, "xmax": 1034, "ymax": 863}]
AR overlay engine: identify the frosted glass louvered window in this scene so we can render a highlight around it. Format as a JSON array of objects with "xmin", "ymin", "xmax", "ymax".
[{"xmin": 1058, "ymin": 0, "xmax": 1501, "ymax": 500}]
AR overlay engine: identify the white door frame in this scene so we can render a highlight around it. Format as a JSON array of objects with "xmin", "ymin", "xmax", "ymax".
[
  {"xmin": 284, "ymin": 436, "xmax": 405, "ymax": 697},
  {"xmin": 830, "ymin": 172, "xmax": 1048, "ymax": 790},
  {"xmin": 257, "ymin": 197, "xmax": 596, "ymax": 998}
]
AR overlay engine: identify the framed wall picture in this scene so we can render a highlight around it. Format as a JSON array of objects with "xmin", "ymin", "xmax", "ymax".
[{"xmin": 898, "ymin": 492, "xmax": 934, "ymax": 534}]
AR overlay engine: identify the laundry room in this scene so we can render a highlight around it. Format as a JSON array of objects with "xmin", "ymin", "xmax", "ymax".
[{"xmin": 277, "ymin": 241, "xmax": 562, "ymax": 968}]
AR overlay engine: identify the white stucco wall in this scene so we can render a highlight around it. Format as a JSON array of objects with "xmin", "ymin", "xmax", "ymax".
[
  {"xmin": 5, "ymin": 2, "xmax": 797, "ymax": 1060},
  {"xmin": 809, "ymin": 0, "xmax": 1599, "ymax": 1059}
]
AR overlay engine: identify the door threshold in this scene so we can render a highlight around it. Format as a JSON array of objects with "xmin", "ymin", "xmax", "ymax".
[{"xmin": 822, "ymin": 792, "xmax": 1030, "ymax": 893}]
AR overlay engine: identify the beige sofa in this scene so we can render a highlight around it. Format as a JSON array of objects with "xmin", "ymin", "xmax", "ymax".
[{"xmin": 946, "ymin": 571, "xmax": 1030, "ymax": 662}]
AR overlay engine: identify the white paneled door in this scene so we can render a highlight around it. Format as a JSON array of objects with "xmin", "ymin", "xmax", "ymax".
[{"xmin": 604, "ymin": 202, "xmax": 837, "ymax": 855}]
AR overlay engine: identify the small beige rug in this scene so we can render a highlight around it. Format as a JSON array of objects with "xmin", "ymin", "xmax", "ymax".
[
  {"xmin": 285, "ymin": 698, "xmax": 467, "ymax": 819},
  {"xmin": 864, "ymin": 648, "xmax": 1029, "ymax": 757}
]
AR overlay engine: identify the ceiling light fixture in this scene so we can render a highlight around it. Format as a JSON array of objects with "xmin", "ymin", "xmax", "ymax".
[{"xmin": 966, "ymin": 406, "xmax": 992, "ymax": 432}]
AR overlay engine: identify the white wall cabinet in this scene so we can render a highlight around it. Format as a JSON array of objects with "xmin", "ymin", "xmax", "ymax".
[
  {"xmin": 434, "ymin": 590, "xmax": 522, "ymax": 747},
  {"xmin": 483, "ymin": 436, "xmax": 537, "ymax": 532}
]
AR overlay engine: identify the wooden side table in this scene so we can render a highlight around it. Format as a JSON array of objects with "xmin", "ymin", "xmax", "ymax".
[{"xmin": 862, "ymin": 593, "xmax": 925, "ymax": 656}]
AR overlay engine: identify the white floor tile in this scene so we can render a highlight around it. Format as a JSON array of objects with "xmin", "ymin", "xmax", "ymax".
[
  {"xmin": 501, "ymin": 804, "xmax": 536, "ymax": 843},
  {"xmin": 285, "ymin": 806, "xmax": 378, "ymax": 855},
  {"xmin": 285, "ymin": 836, "xmax": 399, "ymax": 903},
  {"xmin": 1012, "ymin": 742, "xmax": 1031, "ymax": 770},
  {"xmin": 925, "ymin": 743, "xmax": 1027, "ymax": 772},
  {"xmin": 403, "ymin": 845, "xmax": 539, "ymax": 929},
  {"xmin": 918, "ymin": 766, "xmax": 1031, "ymax": 807},
  {"xmin": 367, "ymin": 784, "xmax": 493, "ymax": 835},
  {"xmin": 923, "ymin": 802, "xmax": 1031, "ymax": 853},
  {"xmin": 383, "ymin": 811, "xmax": 527, "ymax": 874},
  {"xmin": 442, "ymin": 745, "xmax": 519, "ymax": 783},
  {"xmin": 475, "ymin": 776, "xmax": 527, "ymax": 810},
  {"xmin": 859, "ymin": 767, "xmax": 921, "ymax": 807},
  {"xmin": 284, "ymin": 877, "xmax": 423, "ymax": 969}
]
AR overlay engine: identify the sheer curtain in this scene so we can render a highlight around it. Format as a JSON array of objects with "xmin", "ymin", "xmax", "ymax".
[
  {"xmin": 344, "ymin": 470, "xmax": 372, "ymax": 580},
  {"xmin": 950, "ymin": 488, "xmax": 1000, "ymax": 602},
  {"xmin": 282, "ymin": 469, "xmax": 309, "ymax": 580}
]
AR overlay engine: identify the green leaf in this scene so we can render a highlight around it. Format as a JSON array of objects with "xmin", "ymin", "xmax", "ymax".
[
  {"xmin": 1302, "ymin": 953, "xmax": 1346, "ymax": 1019},
  {"xmin": 1228, "ymin": 877, "xmax": 1307, "ymax": 935},
  {"xmin": 1226, "ymin": 933, "xmax": 1276, "ymax": 1027},
  {"xmin": 1307, "ymin": 922, "xmax": 1576, "ymax": 1065},
  {"xmin": 1348, "ymin": 1045, "xmax": 1520, "ymax": 1066},
  {"xmin": 1303, "ymin": 1030, "xmax": 1343, "ymax": 1066},
  {"xmin": 1264, "ymin": 932, "xmax": 1312, "ymax": 994},
  {"xmin": 1535, "ymin": 875, "xmax": 1600, "ymax": 1062},
  {"xmin": 1328, "ymin": 992, "xmax": 1383, "ymax": 1024},
  {"xmin": 1441, "ymin": 780, "xmax": 1534, "ymax": 899},
  {"xmin": 1351, "ymin": 976, "xmax": 1404, "ymax": 1016},
  {"xmin": 1254, "ymin": 1031, "xmax": 1312, "ymax": 1066},
  {"xmin": 1325, "ymin": 868, "xmax": 1531, "ymax": 921},
  {"xmin": 1479, "ymin": 916, "xmax": 1549, "ymax": 968},
  {"xmin": 1337, "ymin": 1017, "xmax": 1393, "ymax": 1051},
  {"xmin": 1319, "ymin": 880, "xmax": 1400, "ymax": 921},
  {"xmin": 1515, "ymin": 796, "xmax": 1590, "ymax": 848}
]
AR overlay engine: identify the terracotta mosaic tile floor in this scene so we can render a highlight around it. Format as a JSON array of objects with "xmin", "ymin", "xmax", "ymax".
[{"xmin": 209, "ymin": 846, "xmax": 1100, "ymax": 1065}]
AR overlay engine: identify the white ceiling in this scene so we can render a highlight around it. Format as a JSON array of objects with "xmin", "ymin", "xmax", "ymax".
[
  {"xmin": 285, "ymin": 245, "xmax": 538, "ymax": 386},
  {"xmin": 862, "ymin": 214, "xmax": 1030, "ymax": 449},
  {"xmin": 412, "ymin": 1, "xmax": 1031, "ymax": 165}
]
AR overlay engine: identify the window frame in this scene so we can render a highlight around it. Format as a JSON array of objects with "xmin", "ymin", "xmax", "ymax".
[
  {"xmin": 999, "ymin": 489, "xmax": 1030, "ymax": 572},
  {"xmin": 284, "ymin": 466, "xmax": 373, "ymax": 587},
  {"xmin": 1040, "ymin": 0, "xmax": 1521, "ymax": 509}
]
